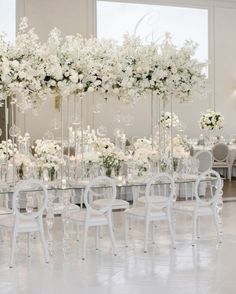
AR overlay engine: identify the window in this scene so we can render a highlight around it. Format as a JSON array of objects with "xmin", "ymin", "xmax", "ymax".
[
  {"xmin": 0, "ymin": 0, "xmax": 16, "ymax": 43},
  {"xmin": 97, "ymin": 1, "xmax": 208, "ymax": 63}
]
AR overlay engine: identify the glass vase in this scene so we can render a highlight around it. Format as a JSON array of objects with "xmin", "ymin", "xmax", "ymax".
[
  {"xmin": 16, "ymin": 165, "xmax": 24, "ymax": 181},
  {"xmin": 48, "ymin": 167, "xmax": 57, "ymax": 182}
]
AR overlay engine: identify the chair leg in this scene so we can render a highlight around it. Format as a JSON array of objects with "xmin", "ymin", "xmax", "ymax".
[
  {"xmin": 76, "ymin": 225, "xmax": 80, "ymax": 242},
  {"xmin": 167, "ymin": 211, "xmax": 176, "ymax": 249},
  {"xmin": 124, "ymin": 215, "xmax": 129, "ymax": 247},
  {"xmin": 95, "ymin": 227, "xmax": 99, "ymax": 250},
  {"xmin": 82, "ymin": 224, "xmax": 88, "ymax": 260},
  {"xmin": 39, "ymin": 222, "xmax": 50, "ymax": 263},
  {"xmin": 108, "ymin": 217, "xmax": 117, "ymax": 256},
  {"xmin": 99, "ymin": 226, "xmax": 104, "ymax": 239},
  {"xmin": 9, "ymin": 228, "xmax": 17, "ymax": 268},
  {"xmin": 144, "ymin": 220, "xmax": 149, "ymax": 253},
  {"xmin": 27, "ymin": 233, "xmax": 31, "ymax": 257},
  {"xmin": 0, "ymin": 230, "xmax": 3, "ymax": 242},
  {"xmin": 228, "ymin": 167, "xmax": 231, "ymax": 182},
  {"xmin": 197, "ymin": 218, "xmax": 200, "ymax": 239},
  {"xmin": 184, "ymin": 183, "xmax": 188, "ymax": 200},
  {"xmin": 192, "ymin": 214, "xmax": 198, "ymax": 246},
  {"xmin": 213, "ymin": 210, "xmax": 222, "ymax": 243},
  {"xmin": 151, "ymin": 222, "xmax": 155, "ymax": 244}
]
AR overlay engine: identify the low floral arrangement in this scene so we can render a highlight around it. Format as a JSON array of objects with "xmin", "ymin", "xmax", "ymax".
[
  {"xmin": 95, "ymin": 137, "xmax": 129, "ymax": 177},
  {"xmin": 199, "ymin": 110, "xmax": 224, "ymax": 131},
  {"xmin": 0, "ymin": 139, "xmax": 17, "ymax": 160},
  {"xmin": 13, "ymin": 152, "xmax": 33, "ymax": 180},
  {"xmin": 133, "ymin": 138, "xmax": 159, "ymax": 176},
  {"xmin": 32, "ymin": 139, "xmax": 64, "ymax": 180},
  {"xmin": 159, "ymin": 112, "xmax": 180, "ymax": 129}
]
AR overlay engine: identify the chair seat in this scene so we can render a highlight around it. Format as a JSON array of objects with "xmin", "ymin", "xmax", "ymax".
[
  {"xmin": 173, "ymin": 201, "xmax": 214, "ymax": 216},
  {"xmin": 138, "ymin": 196, "xmax": 166, "ymax": 204},
  {"xmin": 69, "ymin": 210, "xmax": 108, "ymax": 225},
  {"xmin": 125, "ymin": 207, "xmax": 166, "ymax": 220},
  {"xmin": 93, "ymin": 199, "xmax": 129, "ymax": 210},
  {"xmin": 0, "ymin": 207, "xmax": 12, "ymax": 215},
  {"xmin": 0, "ymin": 214, "xmax": 39, "ymax": 231},
  {"xmin": 213, "ymin": 162, "xmax": 229, "ymax": 167}
]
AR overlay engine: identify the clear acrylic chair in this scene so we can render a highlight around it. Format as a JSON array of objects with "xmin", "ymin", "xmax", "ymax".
[
  {"xmin": 124, "ymin": 173, "xmax": 176, "ymax": 253},
  {"xmin": 0, "ymin": 182, "xmax": 12, "ymax": 241},
  {"xmin": 173, "ymin": 170, "xmax": 223, "ymax": 246},
  {"xmin": 69, "ymin": 176, "xmax": 117, "ymax": 260},
  {"xmin": 0, "ymin": 179, "xmax": 49, "ymax": 268}
]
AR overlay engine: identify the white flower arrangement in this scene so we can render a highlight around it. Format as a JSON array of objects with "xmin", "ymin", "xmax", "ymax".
[
  {"xmin": 159, "ymin": 112, "xmax": 180, "ymax": 129},
  {"xmin": 166, "ymin": 136, "xmax": 190, "ymax": 159},
  {"xmin": 76, "ymin": 151, "xmax": 100, "ymax": 164},
  {"xmin": 0, "ymin": 139, "xmax": 17, "ymax": 160},
  {"xmin": 132, "ymin": 138, "xmax": 159, "ymax": 175},
  {"xmin": 0, "ymin": 19, "xmax": 206, "ymax": 110},
  {"xmin": 199, "ymin": 109, "xmax": 224, "ymax": 131},
  {"xmin": 13, "ymin": 152, "xmax": 32, "ymax": 168},
  {"xmin": 33, "ymin": 139, "xmax": 64, "ymax": 169}
]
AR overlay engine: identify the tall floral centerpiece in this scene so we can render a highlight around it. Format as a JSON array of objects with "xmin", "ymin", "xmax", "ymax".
[
  {"xmin": 159, "ymin": 112, "xmax": 181, "ymax": 129},
  {"xmin": 199, "ymin": 109, "xmax": 224, "ymax": 131}
]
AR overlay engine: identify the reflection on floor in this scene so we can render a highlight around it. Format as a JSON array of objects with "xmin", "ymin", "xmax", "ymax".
[
  {"xmin": 0, "ymin": 201, "xmax": 236, "ymax": 294},
  {"xmin": 223, "ymin": 179, "xmax": 236, "ymax": 198}
]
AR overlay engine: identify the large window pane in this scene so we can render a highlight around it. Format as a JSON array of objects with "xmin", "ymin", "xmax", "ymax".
[
  {"xmin": 97, "ymin": 1, "xmax": 208, "ymax": 63},
  {"xmin": 0, "ymin": 0, "xmax": 16, "ymax": 43}
]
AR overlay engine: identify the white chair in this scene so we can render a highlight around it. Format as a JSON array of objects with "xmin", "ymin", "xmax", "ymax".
[
  {"xmin": 124, "ymin": 173, "xmax": 176, "ymax": 253},
  {"xmin": 0, "ymin": 183, "xmax": 12, "ymax": 241},
  {"xmin": 212, "ymin": 143, "xmax": 231, "ymax": 180},
  {"xmin": 0, "ymin": 179, "xmax": 49, "ymax": 267},
  {"xmin": 173, "ymin": 170, "xmax": 222, "ymax": 246},
  {"xmin": 194, "ymin": 150, "xmax": 213, "ymax": 173},
  {"xmin": 69, "ymin": 176, "xmax": 117, "ymax": 260}
]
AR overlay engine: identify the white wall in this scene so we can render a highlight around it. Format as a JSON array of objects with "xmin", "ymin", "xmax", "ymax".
[{"xmin": 15, "ymin": 0, "xmax": 236, "ymax": 140}]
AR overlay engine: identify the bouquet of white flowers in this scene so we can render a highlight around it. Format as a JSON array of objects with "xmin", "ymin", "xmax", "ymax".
[
  {"xmin": 13, "ymin": 152, "xmax": 33, "ymax": 180},
  {"xmin": 199, "ymin": 110, "xmax": 224, "ymax": 130},
  {"xmin": 0, "ymin": 139, "xmax": 17, "ymax": 160},
  {"xmin": 33, "ymin": 139, "xmax": 64, "ymax": 180},
  {"xmin": 159, "ymin": 112, "xmax": 180, "ymax": 129}
]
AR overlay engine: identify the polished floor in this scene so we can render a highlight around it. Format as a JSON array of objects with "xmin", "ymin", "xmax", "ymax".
[{"xmin": 0, "ymin": 200, "xmax": 236, "ymax": 294}]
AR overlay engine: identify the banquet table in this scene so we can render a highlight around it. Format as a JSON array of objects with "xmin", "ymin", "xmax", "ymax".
[{"xmin": 0, "ymin": 175, "xmax": 215, "ymax": 204}]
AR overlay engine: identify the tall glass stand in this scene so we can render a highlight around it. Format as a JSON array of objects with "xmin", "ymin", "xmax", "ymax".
[{"xmin": 4, "ymin": 96, "xmax": 9, "ymax": 182}]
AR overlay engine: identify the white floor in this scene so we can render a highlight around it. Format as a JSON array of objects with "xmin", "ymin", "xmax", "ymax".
[{"xmin": 0, "ymin": 202, "xmax": 236, "ymax": 294}]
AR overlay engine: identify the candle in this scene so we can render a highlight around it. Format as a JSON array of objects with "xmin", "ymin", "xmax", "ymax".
[{"xmin": 61, "ymin": 178, "xmax": 66, "ymax": 189}]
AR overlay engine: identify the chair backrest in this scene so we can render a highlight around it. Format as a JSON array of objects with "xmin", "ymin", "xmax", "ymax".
[
  {"xmin": 194, "ymin": 169, "xmax": 222, "ymax": 206},
  {"xmin": 84, "ymin": 176, "xmax": 116, "ymax": 214},
  {"xmin": 194, "ymin": 150, "xmax": 213, "ymax": 173},
  {"xmin": 212, "ymin": 143, "xmax": 229, "ymax": 162},
  {"xmin": 12, "ymin": 179, "xmax": 48, "ymax": 220},
  {"xmin": 145, "ymin": 173, "xmax": 175, "ymax": 210}
]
